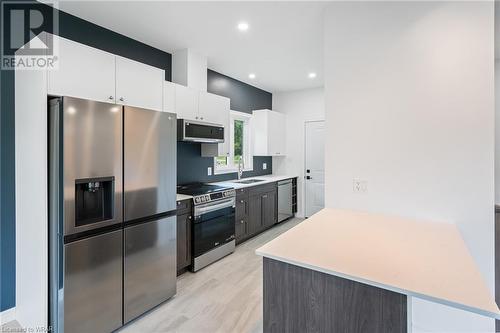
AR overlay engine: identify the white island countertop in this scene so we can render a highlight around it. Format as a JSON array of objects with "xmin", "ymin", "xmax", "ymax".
[
  {"xmin": 210, "ymin": 174, "xmax": 297, "ymax": 189},
  {"xmin": 256, "ymin": 208, "xmax": 500, "ymax": 319}
]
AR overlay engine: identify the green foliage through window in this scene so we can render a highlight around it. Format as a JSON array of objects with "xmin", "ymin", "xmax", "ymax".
[{"xmin": 233, "ymin": 120, "xmax": 244, "ymax": 165}]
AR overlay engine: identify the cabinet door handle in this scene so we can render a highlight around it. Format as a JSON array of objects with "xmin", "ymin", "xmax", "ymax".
[
  {"xmin": 201, "ymin": 117, "xmax": 204, "ymax": 120},
  {"xmin": 195, "ymin": 116, "xmax": 199, "ymax": 119},
  {"xmin": 240, "ymin": 200, "xmax": 244, "ymax": 203},
  {"xmin": 108, "ymin": 96, "xmax": 114, "ymax": 100},
  {"xmin": 262, "ymin": 195, "xmax": 268, "ymax": 198},
  {"xmin": 119, "ymin": 97, "xmax": 124, "ymax": 102},
  {"xmin": 188, "ymin": 216, "xmax": 192, "ymax": 220},
  {"xmin": 240, "ymin": 220, "xmax": 244, "ymax": 224}
]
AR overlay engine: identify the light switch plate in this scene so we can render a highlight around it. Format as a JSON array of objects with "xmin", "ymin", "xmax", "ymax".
[
  {"xmin": 207, "ymin": 167, "xmax": 212, "ymax": 176},
  {"xmin": 263, "ymin": 163, "xmax": 267, "ymax": 170}
]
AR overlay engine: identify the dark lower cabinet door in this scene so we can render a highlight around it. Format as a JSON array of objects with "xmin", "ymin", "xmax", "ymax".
[
  {"xmin": 236, "ymin": 198, "xmax": 248, "ymax": 220},
  {"xmin": 262, "ymin": 190, "xmax": 277, "ymax": 228},
  {"xmin": 248, "ymin": 194, "xmax": 262, "ymax": 236},
  {"xmin": 235, "ymin": 218, "xmax": 247, "ymax": 242},
  {"xmin": 177, "ymin": 213, "xmax": 192, "ymax": 271}
]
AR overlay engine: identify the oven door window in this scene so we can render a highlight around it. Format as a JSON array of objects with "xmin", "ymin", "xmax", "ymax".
[{"xmin": 193, "ymin": 206, "xmax": 235, "ymax": 257}]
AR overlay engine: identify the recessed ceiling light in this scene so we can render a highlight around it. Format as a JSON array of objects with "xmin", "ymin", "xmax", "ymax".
[
  {"xmin": 308, "ymin": 72, "xmax": 317, "ymax": 79},
  {"xmin": 237, "ymin": 22, "xmax": 249, "ymax": 31},
  {"xmin": 248, "ymin": 73, "xmax": 256, "ymax": 79}
]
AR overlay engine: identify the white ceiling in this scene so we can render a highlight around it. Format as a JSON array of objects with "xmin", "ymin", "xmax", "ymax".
[{"xmin": 58, "ymin": 1, "xmax": 327, "ymax": 93}]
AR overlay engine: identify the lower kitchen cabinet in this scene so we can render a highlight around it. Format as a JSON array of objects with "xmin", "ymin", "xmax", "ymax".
[
  {"xmin": 235, "ymin": 217, "xmax": 247, "ymax": 241},
  {"xmin": 236, "ymin": 183, "xmax": 278, "ymax": 243},
  {"xmin": 261, "ymin": 190, "xmax": 277, "ymax": 228},
  {"xmin": 248, "ymin": 194, "xmax": 263, "ymax": 236},
  {"xmin": 176, "ymin": 199, "xmax": 192, "ymax": 273}
]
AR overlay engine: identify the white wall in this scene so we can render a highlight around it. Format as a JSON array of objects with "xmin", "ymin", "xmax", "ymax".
[
  {"xmin": 324, "ymin": 2, "xmax": 494, "ymax": 332},
  {"xmin": 272, "ymin": 88, "xmax": 325, "ymax": 218}
]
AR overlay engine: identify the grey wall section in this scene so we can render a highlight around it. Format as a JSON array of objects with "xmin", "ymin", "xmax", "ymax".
[
  {"xmin": 0, "ymin": 3, "xmax": 172, "ymax": 311},
  {"xmin": 177, "ymin": 70, "xmax": 273, "ymax": 185}
]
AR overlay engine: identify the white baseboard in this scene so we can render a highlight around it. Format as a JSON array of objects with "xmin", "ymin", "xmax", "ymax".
[{"xmin": 0, "ymin": 307, "xmax": 16, "ymax": 325}]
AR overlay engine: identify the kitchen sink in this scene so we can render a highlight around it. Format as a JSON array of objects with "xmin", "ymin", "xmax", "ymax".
[{"xmin": 235, "ymin": 179, "xmax": 266, "ymax": 184}]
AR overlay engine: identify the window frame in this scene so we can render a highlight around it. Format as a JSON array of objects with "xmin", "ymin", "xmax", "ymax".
[{"xmin": 214, "ymin": 110, "xmax": 254, "ymax": 175}]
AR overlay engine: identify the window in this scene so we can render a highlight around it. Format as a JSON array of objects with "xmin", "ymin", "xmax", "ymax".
[{"xmin": 214, "ymin": 111, "xmax": 253, "ymax": 174}]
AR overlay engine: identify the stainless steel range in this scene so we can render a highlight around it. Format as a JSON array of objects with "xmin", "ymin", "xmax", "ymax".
[{"xmin": 177, "ymin": 183, "xmax": 236, "ymax": 271}]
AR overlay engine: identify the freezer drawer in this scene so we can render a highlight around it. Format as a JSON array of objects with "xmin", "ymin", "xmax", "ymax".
[
  {"xmin": 124, "ymin": 216, "xmax": 177, "ymax": 323},
  {"xmin": 64, "ymin": 230, "xmax": 122, "ymax": 333}
]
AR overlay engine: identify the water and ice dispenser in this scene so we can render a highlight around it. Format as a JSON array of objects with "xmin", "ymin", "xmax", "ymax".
[{"xmin": 75, "ymin": 176, "xmax": 114, "ymax": 227}]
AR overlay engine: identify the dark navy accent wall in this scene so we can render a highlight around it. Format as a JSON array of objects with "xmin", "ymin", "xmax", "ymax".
[
  {"xmin": 177, "ymin": 143, "xmax": 272, "ymax": 185},
  {"xmin": 0, "ymin": 3, "xmax": 172, "ymax": 311},
  {"xmin": 176, "ymin": 70, "xmax": 273, "ymax": 185},
  {"xmin": 207, "ymin": 70, "xmax": 272, "ymax": 114}
]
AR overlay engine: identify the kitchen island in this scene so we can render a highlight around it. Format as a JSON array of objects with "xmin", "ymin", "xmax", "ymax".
[{"xmin": 256, "ymin": 208, "xmax": 500, "ymax": 332}]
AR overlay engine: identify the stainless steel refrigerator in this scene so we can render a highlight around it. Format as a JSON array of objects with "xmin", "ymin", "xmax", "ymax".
[{"xmin": 48, "ymin": 96, "xmax": 177, "ymax": 333}]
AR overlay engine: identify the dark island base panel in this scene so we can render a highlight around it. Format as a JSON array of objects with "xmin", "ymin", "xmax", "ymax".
[{"xmin": 263, "ymin": 258, "xmax": 407, "ymax": 333}]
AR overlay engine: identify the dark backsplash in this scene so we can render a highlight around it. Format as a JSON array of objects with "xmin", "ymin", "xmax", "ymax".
[{"xmin": 177, "ymin": 142, "xmax": 272, "ymax": 185}]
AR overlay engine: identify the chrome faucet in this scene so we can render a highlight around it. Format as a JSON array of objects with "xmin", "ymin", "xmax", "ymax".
[{"xmin": 238, "ymin": 159, "xmax": 244, "ymax": 180}]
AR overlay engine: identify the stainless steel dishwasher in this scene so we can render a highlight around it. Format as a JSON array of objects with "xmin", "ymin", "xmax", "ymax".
[{"xmin": 277, "ymin": 179, "xmax": 293, "ymax": 222}]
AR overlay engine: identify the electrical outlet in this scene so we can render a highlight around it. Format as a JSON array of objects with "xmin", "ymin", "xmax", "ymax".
[
  {"xmin": 207, "ymin": 167, "xmax": 212, "ymax": 176},
  {"xmin": 353, "ymin": 179, "xmax": 367, "ymax": 193},
  {"xmin": 263, "ymin": 163, "xmax": 267, "ymax": 170}
]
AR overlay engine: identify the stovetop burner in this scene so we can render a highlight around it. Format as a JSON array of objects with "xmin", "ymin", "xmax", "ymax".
[{"xmin": 177, "ymin": 182, "xmax": 232, "ymax": 196}]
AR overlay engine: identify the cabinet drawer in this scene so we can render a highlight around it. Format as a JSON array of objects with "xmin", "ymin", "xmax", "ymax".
[
  {"xmin": 248, "ymin": 182, "xmax": 277, "ymax": 197},
  {"xmin": 236, "ymin": 187, "xmax": 248, "ymax": 198},
  {"xmin": 176, "ymin": 199, "xmax": 192, "ymax": 215}
]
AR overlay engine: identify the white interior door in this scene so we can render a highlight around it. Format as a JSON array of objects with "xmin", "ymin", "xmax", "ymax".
[{"xmin": 305, "ymin": 121, "xmax": 325, "ymax": 217}]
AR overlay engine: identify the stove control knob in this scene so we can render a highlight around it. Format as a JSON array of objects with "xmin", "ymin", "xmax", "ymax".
[{"xmin": 195, "ymin": 197, "xmax": 200, "ymax": 204}]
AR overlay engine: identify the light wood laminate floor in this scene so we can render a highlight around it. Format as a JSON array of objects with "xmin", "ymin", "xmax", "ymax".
[{"xmin": 120, "ymin": 217, "xmax": 303, "ymax": 333}]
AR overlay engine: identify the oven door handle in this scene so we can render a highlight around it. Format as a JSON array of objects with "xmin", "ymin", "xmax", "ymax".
[{"xmin": 194, "ymin": 198, "xmax": 235, "ymax": 216}]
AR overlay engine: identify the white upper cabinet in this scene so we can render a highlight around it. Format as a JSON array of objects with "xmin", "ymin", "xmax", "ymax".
[
  {"xmin": 115, "ymin": 56, "xmax": 164, "ymax": 111},
  {"xmin": 48, "ymin": 37, "xmax": 115, "ymax": 103},
  {"xmin": 252, "ymin": 109, "xmax": 286, "ymax": 156},
  {"xmin": 198, "ymin": 92, "xmax": 230, "ymax": 125},
  {"xmin": 200, "ymin": 93, "xmax": 231, "ymax": 157},
  {"xmin": 174, "ymin": 84, "xmax": 199, "ymax": 120},
  {"xmin": 48, "ymin": 36, "xmax": 164, "ymax": 111},
  {"xmin": 163, "ymin": 81, "xmax": 176, "ymax": 113}
]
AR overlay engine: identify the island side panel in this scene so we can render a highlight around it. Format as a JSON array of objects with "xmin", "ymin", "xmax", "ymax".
[{"xmin": 263, "ymin": 257, "xmax": 407, "ymax": 333}]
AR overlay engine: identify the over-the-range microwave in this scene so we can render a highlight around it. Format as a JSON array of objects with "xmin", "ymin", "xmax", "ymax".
[{"xmin": 177, "ymin": 119, "xmax": 224, "ymax": 143}]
